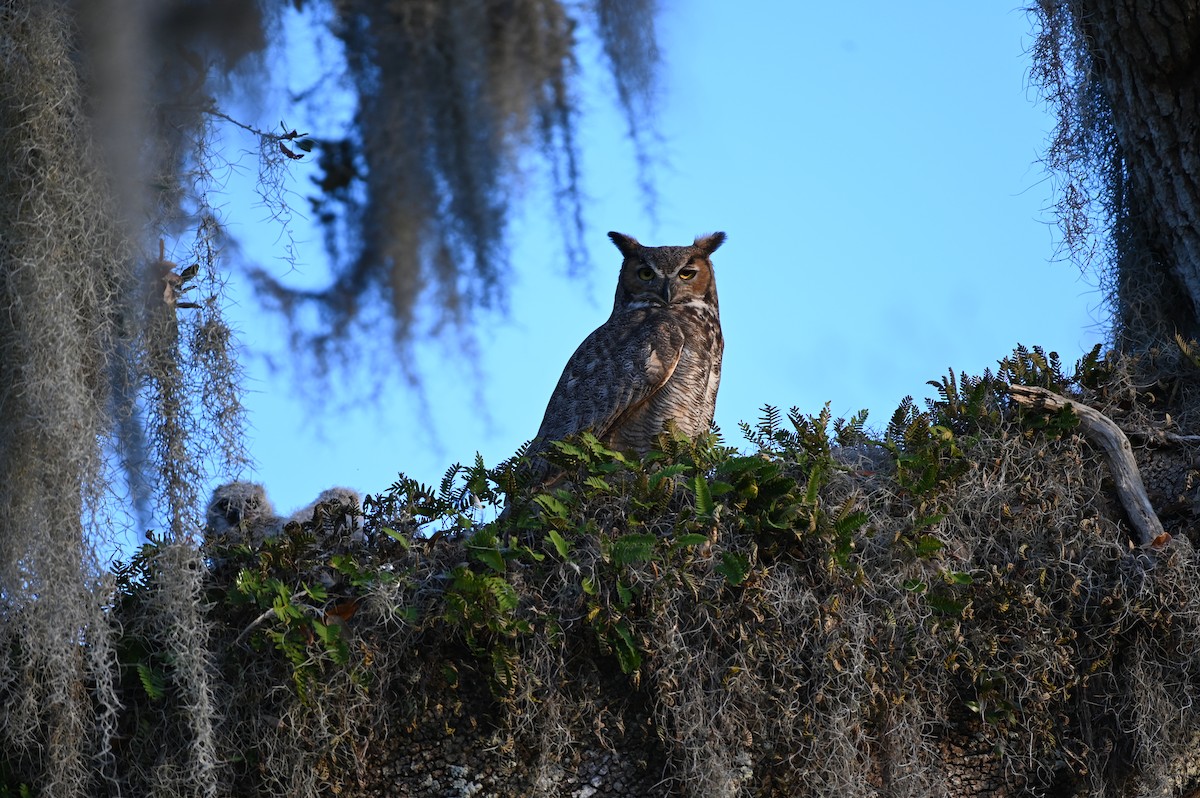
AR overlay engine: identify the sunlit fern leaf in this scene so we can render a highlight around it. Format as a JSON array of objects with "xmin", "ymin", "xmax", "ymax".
[{"xmin": 136, "ymin": 663, "xmax": 166, "ymax": 702}]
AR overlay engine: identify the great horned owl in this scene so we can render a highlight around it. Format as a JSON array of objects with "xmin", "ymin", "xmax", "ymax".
[
  {"xmin": 286, "ymin": 486, "xmax": 362, "ymax": 525},
  {"xmin": 287, "ymin": 486, "xmax": 364, "ymax": 543},
  {"xmin": 531, "ymin": 230, "xmax": 726, "ymax": 467},
  {"xmin": 203, "ymin": 481, "xmax": 283, "ymax": 547}
]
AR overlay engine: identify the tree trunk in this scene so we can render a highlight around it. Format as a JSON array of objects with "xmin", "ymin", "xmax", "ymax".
[{"xmin": 1067, "ymin": 0, "xmax": 1200, "ymax": 346}]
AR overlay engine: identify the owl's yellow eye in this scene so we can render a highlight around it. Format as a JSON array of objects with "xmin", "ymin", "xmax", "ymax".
[
  {"xmin": 678, "ymin": 267, "xmax": 698, "ymax": 280},
  {"xmin": 636, "ymin": 266, "xmax": 655, "ymax": 281}
]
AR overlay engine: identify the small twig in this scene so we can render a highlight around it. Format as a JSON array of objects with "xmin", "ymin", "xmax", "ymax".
[
  {"xmin": 233, "ymin": 608, "xmax": 278, "ymax": 648},
  {"xmin": 204, "ymin": 107, "xmax": 309, "ymax": 143},
  {"xmin": 1008, "ymin": 385, "xmax": 1166, "ymax": 547},
  {"xmin": 205, "ymin": 107, "xmax": 280, "ymax": 140},
  {"xmin": 1126, "ymin": 430, "xmax": 1200, "ymax": 446}
]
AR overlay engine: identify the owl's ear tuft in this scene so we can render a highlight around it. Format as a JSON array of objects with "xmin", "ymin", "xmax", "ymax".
[
  {"xmin": 694, "ymin": 232, "xmax": 726, "ymax": 256},
  {"xmin": 608, "ymin": 231, "xmax": 641, "ymax": 258}
]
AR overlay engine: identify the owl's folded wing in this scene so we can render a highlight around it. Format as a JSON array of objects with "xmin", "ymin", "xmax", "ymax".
[{"xmin": 533, "ymin": 319, "xmax": 685, "ymax": 448}]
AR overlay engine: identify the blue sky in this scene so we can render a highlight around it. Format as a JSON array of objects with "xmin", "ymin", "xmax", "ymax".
[{"xmin": 211, "ymin": 3, "xmax": 1101, "ymax": 519}]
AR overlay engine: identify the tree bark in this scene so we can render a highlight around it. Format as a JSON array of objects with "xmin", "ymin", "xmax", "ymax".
[{"xmin": 1068, "ymin": 0, "xmax": 1200, "ymax": 344}]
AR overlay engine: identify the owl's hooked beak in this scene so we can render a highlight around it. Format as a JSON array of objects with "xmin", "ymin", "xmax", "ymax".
[{"xmin": 659, "ymin": 280, "xmax": 672, "ymax": 305}]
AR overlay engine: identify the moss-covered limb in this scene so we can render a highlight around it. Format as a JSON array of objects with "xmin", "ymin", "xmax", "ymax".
[
  {"xmin": 7, "ymin": 346, "xmax": 1200, "ymax": 797},
  {"xmin": 1009, "ymin": 383, "xmax": 1167, "ymax": 547}
]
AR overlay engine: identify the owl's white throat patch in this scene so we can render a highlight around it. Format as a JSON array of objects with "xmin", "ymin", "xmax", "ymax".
[{"xmin": 676, "ymin": 297, "xmax": 717, "ymax": 313}]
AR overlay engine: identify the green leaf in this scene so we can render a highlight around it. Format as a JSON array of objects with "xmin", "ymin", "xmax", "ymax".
[
  {"xmin": 708, "ymin": 480, "xmax": 735, "ymax": 497},
  {"xmin": 834, "ymin": 510, "xmax": 869, "ymax": 536},
  {"xmin": 913, "ymin": 535, "xmax": 944, "ymax": 557},
  {"xmin": 902, "ymin": 578, "xmax": 928, "ymax": 594},
  {"xmin": 945, "ymin": 570, "xmax": 974, "ymax": 586},
  {"xmin": 314, "ymin": 621, "xmax": 350, "ymax": 664},
  {"xmin": 471, "ymin": 545, "xmax": 506, "ymax": 574},
  {"xmin": 329, "ymin": 554, "xmax": 363, "ymax": 579},
  {"xmin": 757, "ymin": 474, "xmax": 796, "ymax": 504},
  {"xmin": 616, "ymin": 580, "xmax": 633, "ymax": 608},
  {"xmin": 313, "ymin": 619, "xmax": 336, "ymax": 644},
  {"xmin": 492, "ymin": 647, "xmax": 516, "ymax": 690},
  {"xmin": 583, "ymin": 475, "xmax": 611, "ymax": 492},
  {"xmin": 485, "ymin": 576, "xmax": 520, "ymax": 613},
  {"xmin": 912, "ymin": 514, "xmax": 945, "ymax": 533},
  {"xmin": 718, "ymin": 455, "xmax": 768, "ymax": 477},
  {"xmin": 670, "ymin": 533, "xmax": 710, "ymax": 551},
  {"xmin": 533, "ymin": 493, "xmax": 569, "ymax": 518},
  {"xmin": 510, "ymin": 540, "xmax": 545, "ymax": 562},
  {"xmin": 692, "ymin": 474, "xmax": 714, "ymax": 519},
  {"xmin": 582, "ymin": 576, "xmax": 598, "ymax": 595},
  {"xmin": 136, "ymin": 663, "xmax": 166, "ymax": 701},
  {"xmin": 579, "ymin": 431, "xmax": 623, "ymax": 460},
  {"xmin": 550, "ymin": 440, "xmax": 588, "ymax": 459},
  {"xmin": 611, "ymin": 533, "xmax": 656, "ymax": 566},
  {"xmin": 381, "ymin": 526, "xmax": 411, "ymax": 548},
  {"xmin": 273, "ymin": 596, "xmax": 301, "ymax": 623},
  {"xmin": 926, "ymin": 593, "xmax": 965, "ymax": 616},
  {"xmin": 716, "ymin": 552, "xmax": 750, "ymax": 586},
  {"xmin": 612, "ymin": 622, "xmax": 643, "ymax": 673},
  {"xmin": 930, "ymin": 424, "xmax": 956, "ymax": 443},
  {"xmin": 649, "ymin": 463, "xmax": 689, "ymax": 490},
  {"xmin": 547, "ymin": 529, "xmax": 572, "ymax": 559}
]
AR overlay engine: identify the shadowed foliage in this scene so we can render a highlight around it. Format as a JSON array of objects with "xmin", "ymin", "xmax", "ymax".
[{"xmin": 7, "ymin": 347, "xmax": 1200, "ymax": 797}]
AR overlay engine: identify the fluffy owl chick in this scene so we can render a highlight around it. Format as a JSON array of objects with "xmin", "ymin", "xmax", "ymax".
[
  {"xmin": 204, "ymin": 481, "xmax": 284, "ymax": 547},
  {"xmin": 531, "ymin": 231, "xmax": 726, "ymax": 470},
  {"xmin": 287, "ymin": 486, "xmax": 362, "ymax": 525}
]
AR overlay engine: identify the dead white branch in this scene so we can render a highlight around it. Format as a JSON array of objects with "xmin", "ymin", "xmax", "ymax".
[{"xmin": 1008, "ymin": 385, "xmax": 1165, "ymax": 547}]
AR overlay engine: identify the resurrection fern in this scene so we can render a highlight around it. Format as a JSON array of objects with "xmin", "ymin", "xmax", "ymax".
[
  {"xmin": 926, "ymin": 368, "xmax": 1001, "ymax": 436},
  {"xmin": 997, "ymin": 343, "xmax": 1072, "ymax": 391},
  {"xmin": 832, "ymin": 408, "xmax": 872, "ymax": 447},
  {"xmin": 1073, "ymin": 342, "xmax": 1110, "ymax": 388}
]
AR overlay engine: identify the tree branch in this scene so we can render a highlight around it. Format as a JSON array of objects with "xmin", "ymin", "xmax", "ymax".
[
  {"xmin": 1125, "ymin": 429, "xmax": 1200, "ymax": 446},
  {"xmin": 1008, "ymin": 385, "xmax": 1166, "ymax": 547}
]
